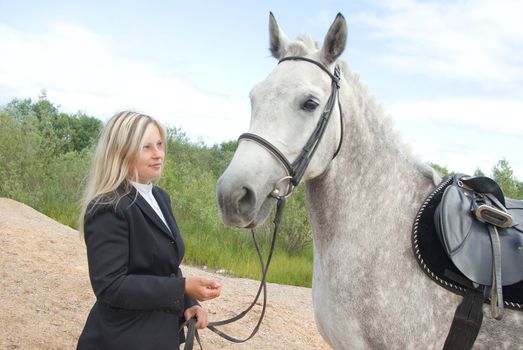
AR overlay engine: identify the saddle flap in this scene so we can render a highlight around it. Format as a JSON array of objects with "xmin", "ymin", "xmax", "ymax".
[
  {"xmin": 436, "ymin": 185, "xmax": 474, "ymax": 254},
  {"xmin": 435, "ymin": 180, "xmax": 523, "ymax": 286},
  {"xmin": 506, "ymin": 197, "xmax": 523, "ymax": 227}
]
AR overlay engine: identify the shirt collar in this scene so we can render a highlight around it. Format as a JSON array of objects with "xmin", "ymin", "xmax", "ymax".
[{"xmin": 130, "ymin": 180, "xmax": 153, "ymax": 196}]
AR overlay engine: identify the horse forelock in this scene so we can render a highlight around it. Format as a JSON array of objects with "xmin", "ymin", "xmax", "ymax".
[{"xmin": 284, "ymin": 34, "xmax": 318, "ymax": 57}]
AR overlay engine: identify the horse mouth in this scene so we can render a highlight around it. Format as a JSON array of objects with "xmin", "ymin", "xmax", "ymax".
[
  {"xmin": 249, "ymin": 196, "xmax": 277, "ymax": 228},
  {"xmin": 217, "ymin": 185, "xmax": 276, "ymax": 229}
]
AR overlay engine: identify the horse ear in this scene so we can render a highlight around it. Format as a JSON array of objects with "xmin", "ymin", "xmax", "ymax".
[
  {"xmin": 269, "ymin": 12, "xmax": 289, "ymax": 59},
  {"xmin": 321, "ymin": 13, "xmax": 347, "ymax": 64}
]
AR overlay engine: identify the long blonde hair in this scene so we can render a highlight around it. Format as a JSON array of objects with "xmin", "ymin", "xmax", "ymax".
[{"xmin": 79, "ymin": 111, "xmax": 167, "ymax": 234}]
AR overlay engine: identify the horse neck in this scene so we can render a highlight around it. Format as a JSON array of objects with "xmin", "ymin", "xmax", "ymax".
[{"xmin": 305, "ymin": 66, "xmax": 437, "ymax": 252}]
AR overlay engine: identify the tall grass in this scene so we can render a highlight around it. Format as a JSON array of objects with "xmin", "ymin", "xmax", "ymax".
[{"xmin": 178, "ymin": 208, "xmax": 314, "ymax": 287}]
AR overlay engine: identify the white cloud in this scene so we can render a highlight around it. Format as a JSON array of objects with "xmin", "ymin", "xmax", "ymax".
[
  {"xmin": 0, "ymin": 21, "xmax": 250, "ymax": 145},
  {"xmin": 354, "ymin": 0, "xmax": 523, "ymax": 86},
  {"xmin": 388, "ymin": 97, "xmax": 523, "ymax": 136},
  {"xmin": 388, "ymin": 100, "xmax": 523, "ymax": 179},
  {"xmin": 348, "ymin": 0, "xmax": 523, "ymax": 179},
  {"xmin": 408, "ymin": 137, "xmax": 523, "ymax": 181}
]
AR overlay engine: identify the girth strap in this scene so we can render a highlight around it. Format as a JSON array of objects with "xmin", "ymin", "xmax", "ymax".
[{"xmin": 443, "ymin": 288, "xmax": 484, "ymax": 350}]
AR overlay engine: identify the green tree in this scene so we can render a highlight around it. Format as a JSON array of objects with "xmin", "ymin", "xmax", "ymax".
[
  {"xmin": 517, "ymin": 181, "xmax": 523, "ymax": 199},
  {"xmin": 473, "ymin": 167, "xmax": 485, "ymax": 177},
  {"xmin": 429, "ymin": 163, "xmax": 450, "ymax": 176},
  {"xmin": 0, "ymin": 94, "xmax": 101, "ymax": 227},
  {"xmin": 67, "ymin": 113, "xmax": 103, "ymax": 152},
  {"xmin": 0, "ymin": 110, "xmax": 48, "ymax": 205},
  {"xmin": 492, "ymin": 159, "xmax": 519, "ymax": 198},
  {"xmin": 209, "ymin": 140, "xmax": 237, "ymax": 177},
  {"xmin": 2, "ymin": 92, "xmax": 102, "ymax": 154}
]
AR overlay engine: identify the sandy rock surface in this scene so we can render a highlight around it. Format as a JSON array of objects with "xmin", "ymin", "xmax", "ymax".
[{"xmin": 0, "ymin": 198, "xmax": 329, "ymax": 350}]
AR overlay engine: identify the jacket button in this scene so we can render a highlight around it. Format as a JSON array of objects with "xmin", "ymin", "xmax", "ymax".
[{"xmin": 170, "ymin": 240, "xmax": 175, "ymax": 244}]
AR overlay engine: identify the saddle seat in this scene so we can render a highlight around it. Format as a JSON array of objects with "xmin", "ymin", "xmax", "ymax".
[{"xmin": 412, "ymin": 174, "xmax": 523, "ymax": 311}]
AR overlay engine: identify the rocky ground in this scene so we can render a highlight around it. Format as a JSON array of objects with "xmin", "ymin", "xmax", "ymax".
[{"xmin": 0, "ymin": 198, "xmax": 329, "ymax": 349}]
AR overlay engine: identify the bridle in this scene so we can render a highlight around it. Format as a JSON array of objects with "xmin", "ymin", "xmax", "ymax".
[
  {"xmin": 180, "ymin": 56, "xmax": 343, "ymax": 350},
  {"xmin": 239, "ymin": 56, "xmax": 344, "ymax": 198}
]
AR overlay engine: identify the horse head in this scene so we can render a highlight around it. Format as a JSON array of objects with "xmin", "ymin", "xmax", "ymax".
[{"xmin": 216, "ymin": 13, "xmax": 347, "ymax": 228}]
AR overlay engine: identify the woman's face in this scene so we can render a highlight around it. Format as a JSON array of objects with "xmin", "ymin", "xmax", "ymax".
[{"xmin": 133, "ymin": 123, "xmax": 165, "ymax": 184}]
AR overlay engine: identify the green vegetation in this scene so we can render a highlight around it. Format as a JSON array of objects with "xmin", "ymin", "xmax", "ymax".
[
  {"xmin": 0, "ymin": 92, "xmax": 101, "ymax": 227},
  {"xmin": 429, "ymin": 160, "xmax": 523, "ymax": 199},
  {"xmin": 1, "ymin": 93, "xmax": 522, "ymax": 287},
  {"xmin": 0, "ymin": 93, "xmax": 314, "ymax": 287}
]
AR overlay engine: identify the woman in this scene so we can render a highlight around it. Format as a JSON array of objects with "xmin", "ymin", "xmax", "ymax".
[{"xmin": 77, "ymin": 111, "xmax": 221, "ymax": 349}]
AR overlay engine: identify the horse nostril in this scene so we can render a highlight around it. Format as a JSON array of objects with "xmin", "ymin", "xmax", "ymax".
[{"xmin": 234, "ymin": 186, "xmax": 256, "ymax": 214}]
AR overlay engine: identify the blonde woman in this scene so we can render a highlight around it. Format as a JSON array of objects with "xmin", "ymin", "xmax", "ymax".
[{"xmin": 77, "ymin": 111, "xmax": 221, "ymax": 349}]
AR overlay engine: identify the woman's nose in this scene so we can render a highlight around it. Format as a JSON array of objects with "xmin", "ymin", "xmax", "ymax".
[{"xmin": 153, "ymin": 147, "xmax": 164, "ymax": 158}]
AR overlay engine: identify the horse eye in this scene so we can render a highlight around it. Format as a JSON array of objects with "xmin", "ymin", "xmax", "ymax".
[{"xmin": 302, "ymin": 99, "xmax": 319, "ymax": 111}]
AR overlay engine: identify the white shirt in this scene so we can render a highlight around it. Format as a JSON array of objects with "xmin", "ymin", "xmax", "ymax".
[{"xmin": 130, "ymin": 181, "xmax": 171, "ymax": 232}]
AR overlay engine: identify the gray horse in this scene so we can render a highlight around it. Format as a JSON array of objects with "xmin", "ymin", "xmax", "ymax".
[{"xmin": 216, "ymin": 13, "xmax": 523, "ymax": 349}]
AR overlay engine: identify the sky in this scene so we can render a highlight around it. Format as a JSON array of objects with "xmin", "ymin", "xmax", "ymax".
[{"xmin": 1, "ymin": 0, "xmax": 522, "ymax": 179}]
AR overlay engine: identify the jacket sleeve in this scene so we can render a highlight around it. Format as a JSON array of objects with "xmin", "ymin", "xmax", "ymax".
[
  {"xmin": 184, "ymin": 294, "xmax": 199, "ymax": 310},
  {"xmin": 84, "ymin": 204, "xmax": 185, "ymax": 313}
]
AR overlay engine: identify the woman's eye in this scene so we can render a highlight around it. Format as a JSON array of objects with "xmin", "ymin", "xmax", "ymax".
[
  {"xmin": 142, "ymin": 145, "xmax": 150, "ymax": 150},
  {"xmin": 302, "ymin": 99, "xmax": 319, "ymax": 111}
]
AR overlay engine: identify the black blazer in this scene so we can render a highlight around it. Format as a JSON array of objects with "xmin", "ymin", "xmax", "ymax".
[{"xmin": 77, "ymin": 185, "xmax": 198, "ymax": 350}]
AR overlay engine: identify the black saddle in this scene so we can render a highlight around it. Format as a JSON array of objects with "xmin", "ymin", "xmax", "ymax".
[
  {"xmin": 413, "ymin": 174, "xmax": 523, "ymax": 309},
  {"xmin": 412, "ymin": 174, "xmax": 523, "ymax": 349},
  {"xmin": 434, "ymin": 175, "xmax": 523, "ymax": 288}
]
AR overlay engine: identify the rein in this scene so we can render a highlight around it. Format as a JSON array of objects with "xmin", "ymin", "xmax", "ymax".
[
  {"xmin": 180, "ymin": 199, "xmax": 285, "ymax": 350},
  {"xmin": 180, "ymin": 56, "xmax": 343, "ymax": 349}
]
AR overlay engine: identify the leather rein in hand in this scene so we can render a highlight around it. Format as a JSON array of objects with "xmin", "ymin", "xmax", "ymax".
[
  {"xmin": 180, "ymin": 56, "xmax": 343, "ymax": 350},
  {"xmin": 180, "ymin": 198, "xmax": 285, "ymax": 350}
]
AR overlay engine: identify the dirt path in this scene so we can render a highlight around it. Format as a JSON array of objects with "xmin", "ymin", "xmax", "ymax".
[{"xmin": 0, "ymin": 198, "xmax": 330, "ymax": 349}]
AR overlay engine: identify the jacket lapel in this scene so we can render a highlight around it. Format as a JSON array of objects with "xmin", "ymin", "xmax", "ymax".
[
  {"xmin": 152, "ymin": 189, "xmax": 176, "ymax": 232},
  {"xmin": 153, "ymin": 187, "xmax": 185, "ymax": 259},
  {"xmin": 152, "ymin": 188, "xmax": 185, "ymax": 251},
  {"xmin": 133, "ymin": 189, "xmax": 174, "ymax": 239}
]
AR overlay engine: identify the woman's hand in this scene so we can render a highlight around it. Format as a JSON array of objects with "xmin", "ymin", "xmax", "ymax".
[
  {"xmin": 184, "ymin": 305, "xmax": 209, "ymax": 329},
  {"xmin": 185, "ymin": 277, "xmax": 221, "ymax": 301}
]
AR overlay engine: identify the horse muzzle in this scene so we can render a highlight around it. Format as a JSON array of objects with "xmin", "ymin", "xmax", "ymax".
[{"xmin": 216, "ymin": 173, "xmax": 280, "ymax": 228}]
